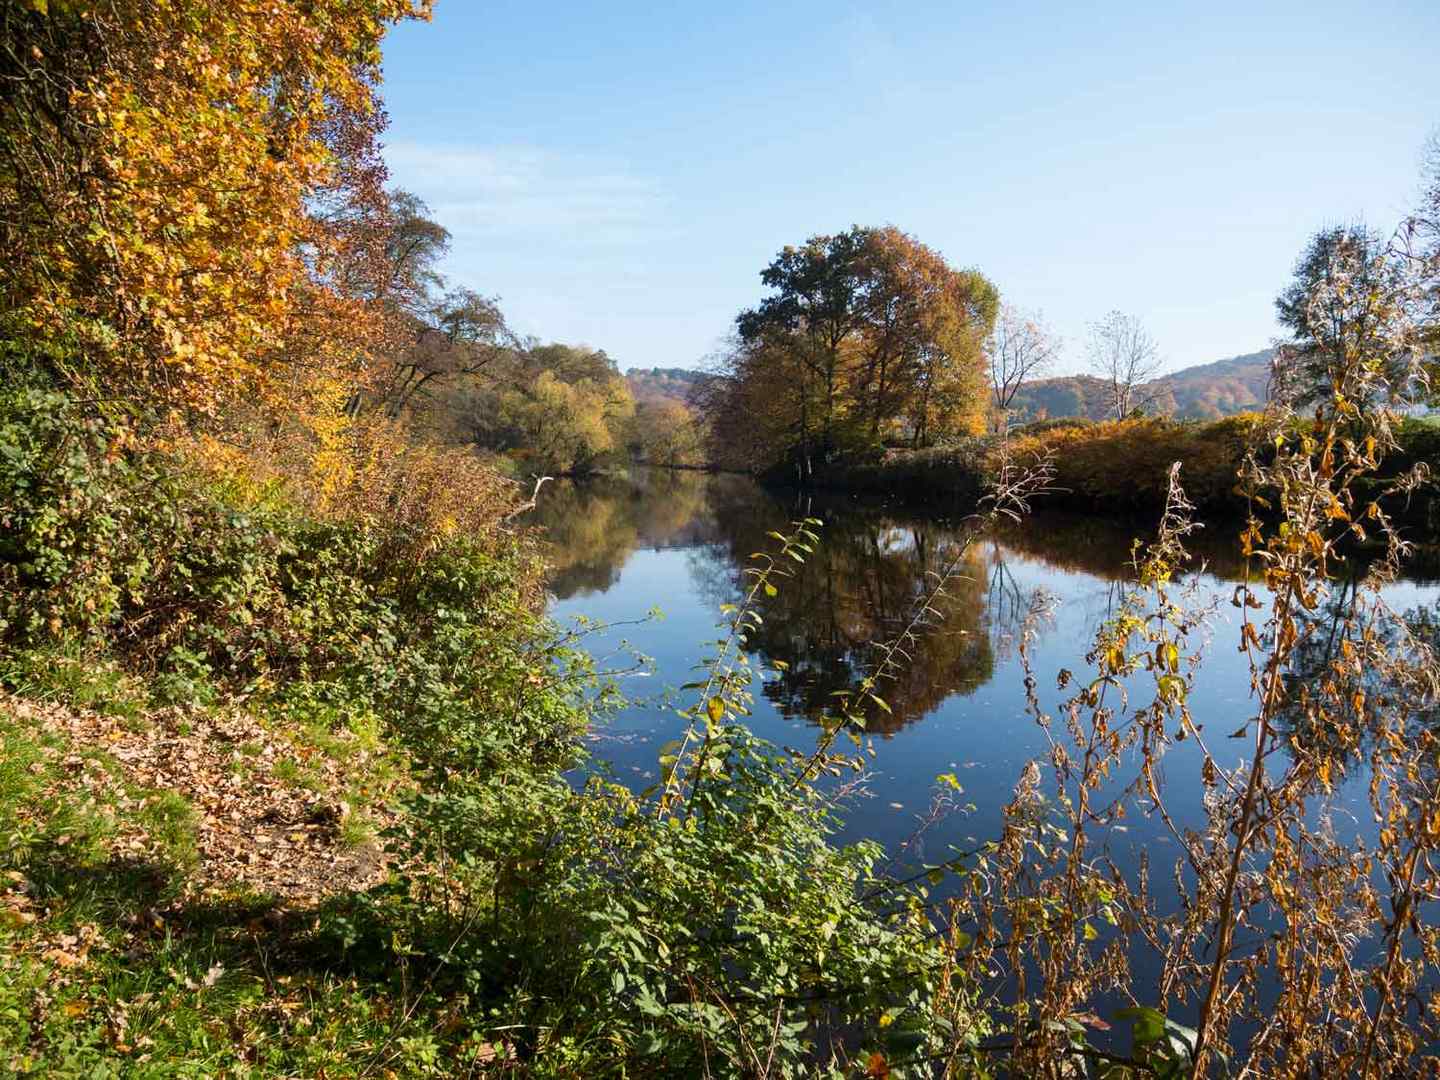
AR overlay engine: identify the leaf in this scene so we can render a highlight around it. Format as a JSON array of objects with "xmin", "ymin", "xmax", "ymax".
[
  {"xmin": 763, "ymin": 582, "xmax": 777, "ymax": 597},
  {"xmin": 706, "ymin": 696, "xmax": 725, "ymax": 722},
  {"xmin": 1115, "ymin": 1006, "xmax": 1166, "ymax": 1046}
]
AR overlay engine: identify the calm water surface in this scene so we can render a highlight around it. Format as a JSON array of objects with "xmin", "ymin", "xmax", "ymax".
[{"xmin": 528, "ymin": 470, "xmax": 1440, "ymax": 877}]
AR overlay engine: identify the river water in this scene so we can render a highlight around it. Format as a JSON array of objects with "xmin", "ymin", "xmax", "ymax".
[
  {"xmin": 528, "ymin": 469, "xmax": 1440, "ymax": 870},
  {"xmin": 522, "ymin": 467, "xmax": 1440, "ymax": 1036}
]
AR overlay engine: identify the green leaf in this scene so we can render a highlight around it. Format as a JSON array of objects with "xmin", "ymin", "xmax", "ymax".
[{"xmin": 1115, "ymin": 1006, "xmax": 1166, "ymax": 1047}]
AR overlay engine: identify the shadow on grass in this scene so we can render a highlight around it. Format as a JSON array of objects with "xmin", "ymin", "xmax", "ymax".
[{"xmin": 20, "ymin": 844, "xmax": 428, "ymax": 992}]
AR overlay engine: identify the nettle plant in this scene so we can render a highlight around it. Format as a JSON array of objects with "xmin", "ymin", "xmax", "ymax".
[{"xmin": 946, "ymin": 237, "xmax": 1440, "ymax": 1076}]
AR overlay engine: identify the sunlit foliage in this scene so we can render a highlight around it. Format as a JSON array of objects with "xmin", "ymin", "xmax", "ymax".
[
  {"xmin": 1, "ymin": 0, "xmax": 431, "ymax": 415},
  {"xmin": 703, "ymin": 226, "xmax": 999, "ymax": 474}
]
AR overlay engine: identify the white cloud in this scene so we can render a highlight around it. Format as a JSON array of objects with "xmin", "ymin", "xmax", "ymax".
[{"xmin": 383, "ymin": 142, "xmax": 664, "ymax": 245}]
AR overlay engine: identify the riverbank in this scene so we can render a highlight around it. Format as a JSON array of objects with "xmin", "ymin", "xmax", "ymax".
[
  {"xmin": 0, "ymin": 382, "xmax": 977, "ymax": 1075},
  {"xmin": 764, "ymin": 414, "xmax": 1440, "ymax": 531}
]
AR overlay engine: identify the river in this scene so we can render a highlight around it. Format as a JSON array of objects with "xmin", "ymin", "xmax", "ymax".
[{"xmin": 526, "ymin": 468, "xmax": 1440, "ymax": 874}]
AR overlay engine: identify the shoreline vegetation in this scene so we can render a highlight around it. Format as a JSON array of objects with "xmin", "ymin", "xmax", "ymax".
[
  {"xmin": 648, "ymin": 412, "xmax": 1440, "ymax": 535},
  {"xmin": 4, "ymin": 2, "xmax": 1440, "ymax": 1076}
]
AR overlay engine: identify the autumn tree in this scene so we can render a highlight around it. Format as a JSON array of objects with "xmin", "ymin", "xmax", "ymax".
[
  {"xmin": 0, "ymin": 0, "xmax": 431, "ymax": 416},
  {"xmin": 908, "ymin": 278, "xmax": 994, "ymax": 447},
  {"xmin": 379, "ymin": 190, "xmax": 453, "ymax": 311},
  {"xmin": 696, "ymin": 336, "xmax": 817, "ymax": 475},
  {"xmin": 376, "ymin": 286, "xmax": 519, "ymax": 418},
  {"xmin": 1274, "ymin": 224, "xmax": 1417, "ymax": 408},
  {"xmin": 726, "ymin": 226, "xmax": 997, "ymax": 474},
  {"xmin": 634, "ymin": 400, "xmax": 706, "ymax": 467},
  {"xmin": 1086, "ymin": 310, "xmax": 1162, "ymax": 419},
  {"xmin": 461, "ymin": 343, "xmax": 636, "ymax": 475},
  {"xmin": 987, "ymin": 305, "xmax": 1059, "ymax": 432},
  {"xmin": 735, "ymin": 228, "xmax": 873, "ymax": 471}
]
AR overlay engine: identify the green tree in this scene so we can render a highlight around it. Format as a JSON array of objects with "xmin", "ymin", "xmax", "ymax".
[
  {"xmin": 736, "ymin": 228, "xmax": 873, "ymax": 471},
  {"xmin": 480, "ymin": 344, "xmax": 636, "ymax": 474}
]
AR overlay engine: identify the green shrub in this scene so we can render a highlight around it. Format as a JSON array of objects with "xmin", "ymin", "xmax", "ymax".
[{"xmin": 0, "ymin": 386, "xmax": 552, "ymax": 744}]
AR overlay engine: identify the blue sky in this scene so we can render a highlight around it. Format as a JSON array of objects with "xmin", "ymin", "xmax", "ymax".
[{"xmin": 380, "ymin": 1, "xmax": 1439, "ymax": 375}]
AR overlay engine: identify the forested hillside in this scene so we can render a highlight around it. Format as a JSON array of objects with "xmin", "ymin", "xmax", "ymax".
[
  {"xmin": 1008, "ymin": 348, "xmax": 1273, "ymax": 422},
  {"xmin": 625, "ymin": 366, "xmax": 709, "ymax": 405}
]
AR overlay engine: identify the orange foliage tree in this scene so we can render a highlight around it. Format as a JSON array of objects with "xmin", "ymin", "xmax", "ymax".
[
  {"xmin": 1, "ymin": 0, "xmax": 431, "ymax": 416},
  {"xmin": 719, "ymin": 226, "xmax": 997, "ymax": 475}
]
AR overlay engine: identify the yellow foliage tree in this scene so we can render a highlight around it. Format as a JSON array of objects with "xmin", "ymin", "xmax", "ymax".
[{"xmin": 1, "ymin": 0, "xmax": 430, "ymax": 415}]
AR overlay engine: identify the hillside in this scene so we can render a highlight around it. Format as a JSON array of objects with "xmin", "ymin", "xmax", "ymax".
[
  {"xmin": 1010, "ymin": 348, "xmax": 1274, "ymax": 422},
  {"xmin": 627, "ymin": 351, "xmax": 1274, "ymax": 425},
  {"xmin": 625, "ymin": 365, "xmax": 709, "ymax": 405}
]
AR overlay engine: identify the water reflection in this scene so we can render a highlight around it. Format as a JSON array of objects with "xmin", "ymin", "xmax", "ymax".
[
  {"xmin": 699, "ymin": 482, "xmax": 995, "ymax": 733},
  {"xmin": 536, "ymin": 470, "xmax": 1440, "ymax": 1032},
  {"xmin": 530, "ymin": 472, "xmax": 1248, "ymax": 734},
  {"xmin": 526, "ymin": 470, "xmax": 712, "ymax": 598},
  {"xmin": 1276, "ymin": 573, "xmax": 1440, "ymax": 771},
  {"xmin": 529, "ymin": 471, "xmax": 1440, "ymax": 745}
]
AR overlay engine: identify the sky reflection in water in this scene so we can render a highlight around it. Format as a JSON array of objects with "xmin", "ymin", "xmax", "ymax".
[{"xmin": 531, "ymin": 469, "xmax": 1440, "ymax": 878}]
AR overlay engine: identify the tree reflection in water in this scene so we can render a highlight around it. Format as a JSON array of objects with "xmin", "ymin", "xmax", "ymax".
[
  {"xmin": 683, "ymin": 481, "xmax": 996, "ymax": 733},
  {"xmin": 524, "ymin": 469, "xmax": 711, "ymax": 598},
  {"xmin": 530, "ymin": 470, "xmax": 1440, "ymax": 742}
]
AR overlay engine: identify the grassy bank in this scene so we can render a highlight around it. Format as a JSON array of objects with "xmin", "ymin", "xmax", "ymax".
[{"xmin": 0, "ymin": 378, "xmax": 985, "ymax": 1076}]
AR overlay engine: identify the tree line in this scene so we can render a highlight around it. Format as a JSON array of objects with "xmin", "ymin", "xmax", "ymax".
[
  {"xmin": 695, "ymin": 141, "xmax": 1440, "ymax": 479},
  {"xmin": 350, "ymin": 190, "xmax": 700, "ymax": 475},
  {"xmin": 692, "ymin": 224, "xmax": 1197, "ymax": 477}
]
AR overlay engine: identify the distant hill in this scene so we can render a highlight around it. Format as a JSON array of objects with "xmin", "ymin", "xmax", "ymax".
[
  {"xmin": 625, "ymin": 366, "xmax": 708, "ymax": 406},
  {"xmin": 626, "ymin": 351, "xmax": 1274, "ymax": 424},
  {"xmin": 1010, "ymin": 349, "xmax": 1274, "ymax": 422}
]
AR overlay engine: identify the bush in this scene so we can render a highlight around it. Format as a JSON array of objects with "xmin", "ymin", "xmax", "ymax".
[
  {"xmin": 999, "ymin": 414, "xmax": 1264, "ymax": 513},
  {"xmin": 0, "ymin": 383, "xmax": 557, "ymax": 758},
  {"xmin": 1011, "ymin": 416, "xmax": 1095, "ymax": 436},
  {"xmin": 811, "ymin": 438, "xmax": 992, "ymax": 504}
]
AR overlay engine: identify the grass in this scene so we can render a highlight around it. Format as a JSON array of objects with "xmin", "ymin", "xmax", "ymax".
[
  {"xmin": 338, "ymin": 813, "xmax": 377, "ymax": 851},
  {"xmin": 0, "ymin": 646, "xmax": 147, "ymax": 723},
  {"xmin": 0, "ymin": 699, "xmax": 492, "ymax": 1079},
  {"xmin": 137, "ymin": 792, "xmax": 200, "ymax": 873}
]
